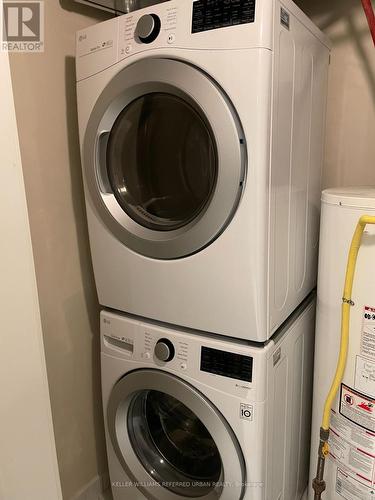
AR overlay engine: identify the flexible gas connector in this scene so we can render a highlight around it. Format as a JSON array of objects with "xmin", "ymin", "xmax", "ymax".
[{"xmin": 312, "ymin": 215, "xmax": 375, "ymax": 500}]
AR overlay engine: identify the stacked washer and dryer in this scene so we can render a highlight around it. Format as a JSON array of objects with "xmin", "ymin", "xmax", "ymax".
[{"xmin": 76, "ymin": 1, "xmax": 330, "ymax": 499}]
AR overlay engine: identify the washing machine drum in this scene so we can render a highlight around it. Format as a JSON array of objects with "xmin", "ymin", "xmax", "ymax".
[
  {"xmin": 107, "ymin": 370, "xmax": 245, "ymax": 499},
  {"xmin": 83, "ymin": 58, "xmax": 246, "ymax": 259}
]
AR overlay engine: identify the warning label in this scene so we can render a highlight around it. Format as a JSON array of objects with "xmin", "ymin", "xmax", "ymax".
[
  {"xmin": 361, "ymin": 306, "xmax": 375, "ymax": 360},
  {"xmin": 356, "ymin": 356, "xmax": 375, "ymax": 397},
  {"xmin": 329, "ymin": 432, "xmax": 374, "ymax": 485},
  {"xmin": 336, "ymin": 469, "xmax": 375, "ymax": 499},
  {"xmin": 340, "ymin": 384, "xmax": 375, "ymax": 433},
  {"xmin": 331, "ymin": 410, "xmax": 375, "ymax": 457},
  {"xmin": 332, "ymin": 388, "xmax": 375, "ymax": 497}
]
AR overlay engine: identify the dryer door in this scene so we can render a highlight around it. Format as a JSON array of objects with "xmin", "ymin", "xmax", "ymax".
[
  {"xmin": 83, "ymin": 58, "xmax": 246, "ymax": 259},
  {"xmin": 107, "ymin": 369, "xmax": 245, "ymax": 500}
]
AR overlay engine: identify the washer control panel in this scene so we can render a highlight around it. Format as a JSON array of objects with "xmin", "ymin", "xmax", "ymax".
[
  {"xmin": 201, "ymin": 346, "xmax": 253, "ymax": 382},
  {"xmin": 100, "ymin": 311, "xmax": 258, "ymax": 395},
  {"xmin": 192, "ymin": 0, "xmax": 256, "ymax": 34}
]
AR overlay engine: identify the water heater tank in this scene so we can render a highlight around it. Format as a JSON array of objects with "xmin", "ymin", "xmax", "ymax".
[{"xmin": 309, "ymin": 188, "xmax": 375, "ymax": 499}]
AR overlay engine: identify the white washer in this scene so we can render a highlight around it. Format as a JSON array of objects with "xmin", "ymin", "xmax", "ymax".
[
  {"xmin": 101, "ymin": 296, "xmax": 316, "ymax": 500},
  {"xmin": 76, "ymin": 0, "xmax": 330, "ymax": 341}
]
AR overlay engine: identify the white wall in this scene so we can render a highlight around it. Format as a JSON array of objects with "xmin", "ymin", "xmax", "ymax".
[
  {"xmin": 295, "ymin": 0, "xmax": 375, "ymax": 188},
  {"xmin": 0, "ymin": 50, "xmax": 62, "ymax": 500},
  {"xmin": 9, "ymin": 2, "xmax": 110, "ymax": 498}
]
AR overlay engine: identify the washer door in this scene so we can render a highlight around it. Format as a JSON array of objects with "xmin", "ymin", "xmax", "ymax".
[
  {"xmin": 107, "ymin": 370, "xmax": 245, "ymax": 500},
  {"xmin": 83, "ymin": 58, "xmax": 246, "ymax": 259}
]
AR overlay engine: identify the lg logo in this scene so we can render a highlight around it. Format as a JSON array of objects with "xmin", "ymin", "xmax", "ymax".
[
  {"xmin": 1, "ymin": 1, "xmax": 44, "ymax": 52},
  {"xmin": 240, "ymin": 403, "xmax": 253, "ymax": 421}
]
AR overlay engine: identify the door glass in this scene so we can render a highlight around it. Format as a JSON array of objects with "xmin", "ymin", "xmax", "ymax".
[
  {"xmin": 127, "ymin": 390, "xmax": 222, "ymax": 497},
  {"xmin": 106, "ymin": 93, "xmax": 217, "ymax": 231}
]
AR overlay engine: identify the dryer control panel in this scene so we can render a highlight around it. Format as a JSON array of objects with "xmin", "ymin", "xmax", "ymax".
[
  {"xmin": 75, "ymin": 0, "xmax": 276, "ymax": 82},
  {"xmin": 192, "ymin": 0, "xmax": 256, "ymax": 34}
]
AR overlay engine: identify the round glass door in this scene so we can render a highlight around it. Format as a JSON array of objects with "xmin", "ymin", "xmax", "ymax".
[
  {"xmin": 107, "ymin": 370, "xmax": 245, "ymax": 500},
  {"xmin": 107, "ymin": 93, "xmax": 217, "ymax": 231},
  {"xmin": 128, "ymin": 390, "xmax": 222, "ymax": 497},
  {"xmin": 84, "ymin": 58, "xmax": 246, "ymax": 259}
]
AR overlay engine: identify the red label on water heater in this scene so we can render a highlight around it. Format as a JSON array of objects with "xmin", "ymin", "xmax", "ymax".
[
  {"xmin": 340, "ymin": 384, "xmax": 375, "ymax": 433},
  {"xmin": 361, "ymin": 306, "xmax": 375, "ymax": 360}
]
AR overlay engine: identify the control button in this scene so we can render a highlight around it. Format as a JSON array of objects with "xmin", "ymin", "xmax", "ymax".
[
  {"xmin": 167, "ymin": 33, "xmax": 176, "ymax": 44},
  {"xmin": 135, "ymin": 14, "xmax": 161, "ymax": 44},
  {"xmin": 154, "ymin": 338, "xmax": 175, "ymax": 362},
  {"xmin": 180, "ymin": 362, "xmax": 187, "ymax": 370},
  {"xmin": 125, "ymin": 44, "xmax": 132, "ymax": 54},
  {"xmin": 143, "ymin": 352, "xmax": 151, "ymax": 360}
]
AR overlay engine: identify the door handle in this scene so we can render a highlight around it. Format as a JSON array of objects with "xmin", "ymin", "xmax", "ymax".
[{"xmin": 96, "ymin": 131, "xmax": 111, "ymax": 194}]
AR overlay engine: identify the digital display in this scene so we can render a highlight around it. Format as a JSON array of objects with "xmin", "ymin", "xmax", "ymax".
[
  {"xmin": 201, "ymin": 346, "xmax": 253, "ymax": 382},
  {"xmin": 192, "ymin": 0, "xmax": 256, "ymax": 34}
]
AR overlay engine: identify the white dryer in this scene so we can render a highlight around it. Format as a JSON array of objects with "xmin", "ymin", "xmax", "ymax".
[
  {"xmin": 101, "ymin": 296, "xmax": 316, "ymax": 500},
  {"xmin": 76, "ymin": 0, "xmax": 330, "ymax": 341}
]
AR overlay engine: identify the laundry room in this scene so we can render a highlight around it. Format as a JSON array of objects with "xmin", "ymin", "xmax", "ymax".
[{"xmin": 0, "ymin": 1, "xmax": 374, "ymax": 500}]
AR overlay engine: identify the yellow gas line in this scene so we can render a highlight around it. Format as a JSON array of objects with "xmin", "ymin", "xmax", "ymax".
[{"xmin": 312, "ymin": 215, "xmax": 375, "ymax": 500}]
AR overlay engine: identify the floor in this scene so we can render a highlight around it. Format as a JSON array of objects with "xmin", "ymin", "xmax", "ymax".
[{"xmin": 102, "ymin": 487, "xmax": 308, "ymax": 499}]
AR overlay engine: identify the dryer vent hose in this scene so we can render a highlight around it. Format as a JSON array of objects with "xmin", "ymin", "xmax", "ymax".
[
  {"xmin": 362, "ymin": 0, "xmax": 375, "ymax": 46},
  {"xmin": 312, "ymin": 216, "xmax": 375, "ymax": 500}
]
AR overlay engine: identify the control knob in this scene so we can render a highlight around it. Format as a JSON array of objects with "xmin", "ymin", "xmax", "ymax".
[
  {"xmin": 154, "ymin": 338, "xmax": 175, "ymax": 362},
  {"xmin": 135, "ymin": 14, "xmax": 161, "ymax": 44}
]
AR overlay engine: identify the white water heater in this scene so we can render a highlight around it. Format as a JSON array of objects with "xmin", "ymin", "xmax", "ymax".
[{"xmin": 309, "ymin": 188, "xmax": 375, "ymax": 499}]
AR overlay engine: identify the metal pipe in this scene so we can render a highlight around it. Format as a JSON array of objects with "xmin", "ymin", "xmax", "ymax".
[{"xmin": 121, "ymin": 0, "xmax": 169, "ymax": 13}]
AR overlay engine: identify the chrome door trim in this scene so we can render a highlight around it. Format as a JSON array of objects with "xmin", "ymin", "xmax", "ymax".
[
  {"xmin": 83, "ymin": 58, "xmax": 246, "ymax": 259},
  {"xmin": 107, "ymin": 369, "xmax": 246, "ymax": 500}
]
